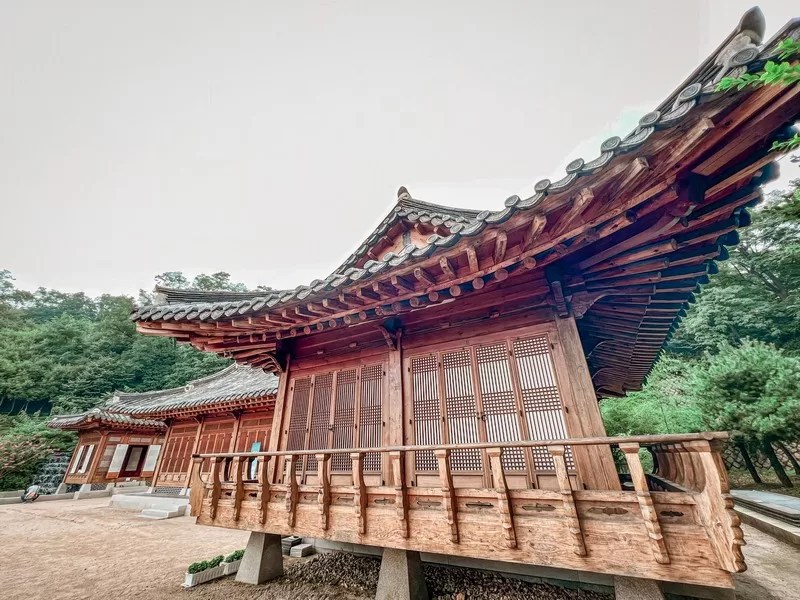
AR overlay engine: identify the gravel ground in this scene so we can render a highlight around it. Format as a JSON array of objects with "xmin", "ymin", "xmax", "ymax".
[
  {"xmin": 188, "ymin": 551, "xmax": 610, "ymax": 600},
  {"xmin": 1, "ymin": 497, "xmax": 798, "ymax": 600}
]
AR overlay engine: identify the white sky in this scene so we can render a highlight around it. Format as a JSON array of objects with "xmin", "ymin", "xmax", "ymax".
[{"xmin": 1, "ymin": 1, "xmax": 798, "ymax": 298}]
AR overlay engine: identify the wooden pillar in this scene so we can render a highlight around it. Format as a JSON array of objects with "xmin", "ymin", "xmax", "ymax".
[
  {"xmin": 63, "ymin": 437, "xmax": 84, "ymax": 481},
  {"xmin": 85, "ymin": 431, "xmax": 109, "ymax": 484},
  {"xmin": 553, "ymin": 316, "xmax": 620, "ymax": 490},
  {"xmin": 229, "ymin": 410, "xmax": 242, "ymax": 453},
  {"xmin": 149, "ymin": 421, "xmax": 172, "ymax": 488},
  {"xmin": 184, "ymin": 416, "xmax": 205, "ymax": 492},
  {"xmin": 267, "ymin": 358, "xmax": 291, "ymax": 483},
  {"xmin": 386, "ymin": 335, "xmax": 403, "ymax": 485}
]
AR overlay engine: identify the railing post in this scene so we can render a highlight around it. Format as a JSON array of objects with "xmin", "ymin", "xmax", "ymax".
[
  {"xmin": 209, "ymin": 456, "xmax": 224, "ymax": 520},
  {"xmin": 434, "ymin": 448, "xmax": 459, "ymax": 543},
  {"xmin": 549, "ymin": 445, "xmax": 587, "ymax": 557},
  {"xmin": 351, "ymin": 452, "xmax": 367, "ymax": 535},
  {"xmin": 285, "ymin": 454, "xmax": 299, "ymax": 528},
  {"xmin": 619, "ymin": 443, "xmax": 669, "ymax": 564},
  {"xmin": 683, "ymin": 440, "xmax": 746, "ymax": 573},
  {"xmin": 316, "ymin": 453, "xmax": 331, "ymax": 530},
  {"xmin": 188, "ymin": 456, "xmax": 204, "ymax": 517},
  {"xmin": 232, "ymin": 456, "xmax": 245, "ymax": 522},
  {"xmin": 389, "ymin": 450, "xmax": 409, "ymax": 538},
  {"xmin": 487, "ymin": 447, "xmax": 517, "ymax": 549},
  {"xmin": 258, "ymin": 455, "xmax": 272, "ymax": 524}
]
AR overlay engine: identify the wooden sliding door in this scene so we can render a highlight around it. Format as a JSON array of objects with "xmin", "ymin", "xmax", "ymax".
[
  {"xmin": 406, "ymin": 327, "xmax": 574, "ymax": 489},
  {"xmin": 282, "ymin": 361, "xmax": 387, "ymax": 486}
]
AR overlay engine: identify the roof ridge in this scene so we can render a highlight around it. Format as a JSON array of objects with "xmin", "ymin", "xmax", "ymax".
[{"xmin": 106, "ymin": 364, "xmax": 238, "ymax": 405}]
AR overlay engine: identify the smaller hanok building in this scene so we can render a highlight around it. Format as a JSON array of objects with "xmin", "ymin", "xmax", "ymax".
[{"xmin": 48, "ymin": 364, "xmax": 277, "ymax": 494}]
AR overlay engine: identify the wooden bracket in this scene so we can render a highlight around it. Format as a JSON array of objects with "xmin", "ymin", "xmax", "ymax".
[{"xmin": 378, "ymin": 325, "xmax": 399, "ymax": 350}]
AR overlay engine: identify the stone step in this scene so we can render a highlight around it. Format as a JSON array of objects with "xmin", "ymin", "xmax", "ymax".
[
  {"xmin": 289, "ymin": 543, "xmax": 314, "ymax": 558},
  {"xmin": 137, "ymin": 506, "xmax": 183, "ymax": 520}
]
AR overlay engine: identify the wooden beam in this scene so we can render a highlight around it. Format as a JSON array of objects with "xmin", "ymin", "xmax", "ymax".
[{"xmin": 493, "ymin": 231, "xmax": 508, "ymax": 264}]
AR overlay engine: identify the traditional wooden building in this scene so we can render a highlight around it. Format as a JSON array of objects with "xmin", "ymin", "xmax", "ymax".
[
  {"xmin": 48, "ymin": 365, "xmax": 277, "ymax": 493},
  {"xmin": 128, "ymin": 9, "xmax": 799, "ymax": 598}
]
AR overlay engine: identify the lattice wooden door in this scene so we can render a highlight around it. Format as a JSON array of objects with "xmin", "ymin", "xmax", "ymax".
[
  {"xmin": 283, "ymin": 363, "xmax": 385, "ymax": 482},
  {"xmin": 407, "ymin": 333, "xmax": 572, "ymax": 487}
]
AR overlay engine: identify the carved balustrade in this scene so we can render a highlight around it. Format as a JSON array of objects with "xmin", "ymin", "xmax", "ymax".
[{"xmin": 188, "ymin": 432, "xmax": 743, "ymax": 589}]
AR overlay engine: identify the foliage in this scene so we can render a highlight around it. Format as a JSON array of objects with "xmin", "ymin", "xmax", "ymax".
[
  {"xmin": 187, "ymin": 554, "xmax": 225, "ymax": 574},
  {"xmin": 0, "ymin": 414, "xmax": 75, "ymax": 490},
  {"xmin": 716, "ymin": 38, "xmax": 800, "ymax": 155},
  {"xmin": 717, "ymin": 39, "xmax": 800, "ymax": 92},
  {"xmin": 0, "ymin": 272, "xmax": 233, "ymax": 416},
  {"xmin": 187, "ymin": 561, "xmax": 208, "ymax": 574},
  {"xmin": 692, "ymin": 341, "xmax": 800, "ymax": 442},
  {"xmin": 667, "ymin": 185, "xmax": 800, "ymax": 355},
  {"xmin": 601, "ymin": 356, "xmax": 704, "ymax": 436},
  {"xmin": 139, "ymin": 270, "xmax": 248, "ymax": 305},
  {"xmin": 224, "ymin": 549, "xmax": 245, "ymax": 563},
  {"xmin": 208, "ymin": 555, "xmax": 224, "ymax": 568}
]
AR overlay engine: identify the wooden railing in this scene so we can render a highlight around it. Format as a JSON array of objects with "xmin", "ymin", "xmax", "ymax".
[{"xmin": 188, "ymin": 432, "xmax": 744, "ymax": 589}]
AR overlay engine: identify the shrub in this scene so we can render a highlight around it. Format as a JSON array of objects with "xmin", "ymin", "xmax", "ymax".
[
  {"xmin": 224, "ymin": 549, "xmax": 245, "ymax": 563},
  {"xmin": 187, "ymin": 562, "xmax": 206, "ymax": 574},
  {"xmin": 208, "ymin": 555, "xmax": 224, "ymax": 568}
]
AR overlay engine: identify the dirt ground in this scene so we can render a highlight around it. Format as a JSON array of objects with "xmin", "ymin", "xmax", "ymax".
[{"xmin": 1, "ymin": 497, "xmax": 798, "ymax": 600}]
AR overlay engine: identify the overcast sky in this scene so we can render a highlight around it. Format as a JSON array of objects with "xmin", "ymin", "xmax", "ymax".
[{"xmin": 2, "ymin": 1, "xmax": 798, "ymax": 298}]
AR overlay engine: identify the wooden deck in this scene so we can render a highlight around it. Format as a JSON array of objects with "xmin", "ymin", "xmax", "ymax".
[{"xmin": 189, "ymin": 433, "xmax": 744, "ymax": 589}]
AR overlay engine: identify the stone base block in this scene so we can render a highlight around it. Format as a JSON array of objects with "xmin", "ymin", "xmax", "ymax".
[
  {"xmin": 376, "ymin": 548, "xmax": 429, "ymax": 600},
  {"xmin": 614, "ymin": 576, "xmax": 665, "ymax": 600},
  {"xmin": 235, "ymin": 532, "xmax": 284, "ymax": 585}
]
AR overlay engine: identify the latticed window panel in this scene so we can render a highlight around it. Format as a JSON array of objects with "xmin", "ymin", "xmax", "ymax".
[
  {"xmin": 442, "ymin": 349, "xmax": 481, "ymax": 471},
  {"xmin": 331, "ymin": 369, "xmax": 357, "ymax": 472},
  {"xmin": 476, "ymin": 343, "xmax": 526, "ymax": 471},
  {"xmin": 512, "ymin": 336, "xmax": 575, "ymax": 470},
  {"xmin": 306, "ymin": 372, "xmax": 333, "ymax": 474},
  {"xmin": 287, "ymin": 377, "xmax": 311, "ymax": 473},
  {"xmin": 411, "ymin": 355, "xmax": 441, "ymax": 471},
  {"xmin": 359, "ymin": 364, "xmax": 384, "ymax": 472}
]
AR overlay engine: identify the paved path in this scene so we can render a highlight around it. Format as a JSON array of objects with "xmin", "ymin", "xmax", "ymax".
[{"xmin": 0, "ymin": 497, "xmax": 797, "ymax": 599}]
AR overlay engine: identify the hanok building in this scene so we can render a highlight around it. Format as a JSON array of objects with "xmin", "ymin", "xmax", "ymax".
[
  {"xmin": 128, "ymin": 9, "xmax": 799, "ymax": 599},
  {"xmin": 48, "ymin": 365, "xmax": 278, "ymax": 494}
]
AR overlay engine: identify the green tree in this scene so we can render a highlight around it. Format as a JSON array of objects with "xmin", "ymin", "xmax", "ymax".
[
  {"xmin": 693, "ymin": 341, "xmax": 800, "ymax": 487},
  {"xmin": 601, "ymin": 356, "xmax": 704, "ymax": 436}
]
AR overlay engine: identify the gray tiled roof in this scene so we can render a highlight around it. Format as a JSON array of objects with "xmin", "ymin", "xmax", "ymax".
[
  {"xmin": 47, "ymin": 365, "xmax": 279, "ymax": 430},
  {"xmin": 130, "ymin": 9, "xmax": 795, "ymax": 327},
  {"xmin": 102, "ymin": 364, "xmax": 279, "ymax": 415},
  {"xmin": 47, "ymin": 409, "xmax": 166, "ymax": 430}
]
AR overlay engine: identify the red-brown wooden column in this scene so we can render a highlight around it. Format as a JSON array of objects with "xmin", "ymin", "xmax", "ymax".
[
  {"xmin": 267, "ymin": 357, "xmax": 292, "ymax": 484},
  {"xmin": 85, "ymin": 431, "xmax": 109, "ymax": 484},
  {"xmin": 553, "ymin": 316, "xmax": 621, "ymax": 490},
  {"xmin": 149, "ymin": 420, "xmax": 172, "ymax": 488},
  {"xmin": 385, "ymin": 333, "xmax": 403, "ymax": 486}
]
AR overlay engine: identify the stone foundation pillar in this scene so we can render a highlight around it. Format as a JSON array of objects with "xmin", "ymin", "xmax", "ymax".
[
  {"xmin": 614, "ymin": 576, "xmax": 665, "ymax": 600},
  {"xmin": 55, "ymin": 483, "xmax": 68, "ymax": 495},
  {"xmin": 235, "ymin": 532, "xmax": 283, "ymax": 585},
  {"xmin": 376, "ymin": 548, "xmax": 429, "ymax": 600}
]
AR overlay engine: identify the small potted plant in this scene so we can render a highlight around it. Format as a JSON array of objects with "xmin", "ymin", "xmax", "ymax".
[
  {"xmin": 182, "ymin": 554, "xmax": 226, "ymax": 587},
  {"xmin": 223, "ymin": 549, "xmax": 245, "ymax": 575}
]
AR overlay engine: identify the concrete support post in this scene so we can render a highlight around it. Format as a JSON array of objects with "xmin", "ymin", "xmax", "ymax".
[
  {"xmin": 614, "ymin": 576, "xmax": 665, "ymax": 600},
  {"xmin": 235, "ymin": 532, "xmax": 283, "ymax": 585},
  {"xmin": 376, "ymin": 548, "xmax": 429, "ymax": 600}
]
